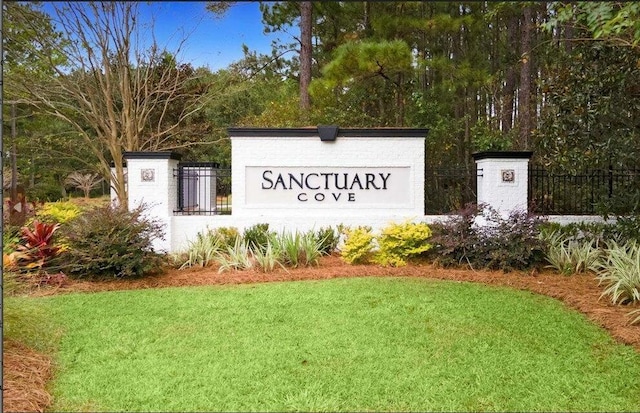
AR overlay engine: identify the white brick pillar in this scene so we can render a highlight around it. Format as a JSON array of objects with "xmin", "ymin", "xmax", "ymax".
[
  {"xmin": 473, "ymin": 151, "xmax": 533, "ymax": 216},
  {"xmin": 123, "ymin": 151, "xmax": 181, "ymax": 252}
]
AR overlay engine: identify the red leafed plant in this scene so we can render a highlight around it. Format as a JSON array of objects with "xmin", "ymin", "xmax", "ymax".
[{"xmin": 14, "ymin": 220, "xmax": 62, "ymax": 269}]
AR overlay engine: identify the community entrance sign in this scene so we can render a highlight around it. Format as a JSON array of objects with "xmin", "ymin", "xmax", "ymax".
[
  {"xmin": 122, "ymin": 129, "xmax": 539, "ymax": 253},
  {"xmin": 229, "ymin": 127, "xmax": 427, "ymax": 215},
  {"xmin": 245, "ymin": 166, "xmax": 411, "ymax": 206}
]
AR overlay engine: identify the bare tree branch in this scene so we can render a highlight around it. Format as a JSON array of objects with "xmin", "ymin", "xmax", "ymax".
[{"xmin": 10, "ymin": 2, "xmax": 211, "ymax": 205}]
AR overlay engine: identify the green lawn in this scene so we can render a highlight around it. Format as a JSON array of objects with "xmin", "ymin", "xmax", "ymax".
[{"xmin": 11, "ymin": 277, "xmax": 640, "ymax": 412}]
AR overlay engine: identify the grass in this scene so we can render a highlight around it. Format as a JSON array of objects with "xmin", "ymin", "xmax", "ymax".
[
  {"xmin": 3, "ymin": 293, "xmax": 63, "ymax": 354},
  {"xmin": 9, "ymin": 277, "xmax": 640, "ymax": 412}
]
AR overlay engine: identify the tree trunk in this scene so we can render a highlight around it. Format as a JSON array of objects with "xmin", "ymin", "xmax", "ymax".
[
  {"xmin": 299, "ymin": 1, "xmax": 313, "ymax": 115},
  {"xmin": 518, "ymin": 5, "xmax": 533, "ymax": 150},
  {"xmin": 10, "ymin": 102, "xmax": 18, "ymax": 204},
  {"xmin": 501, "ymin": 13, "xmax": 519, "ymax": 134}
]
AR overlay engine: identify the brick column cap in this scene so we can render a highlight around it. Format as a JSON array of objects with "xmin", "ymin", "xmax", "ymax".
[
  {"xmin": 472, "ymin": 151, "xmax": 533, "ymax": 161},
  {"xmin": 123, "ymin": 151, "xmax": 182, "ymax": 161}
]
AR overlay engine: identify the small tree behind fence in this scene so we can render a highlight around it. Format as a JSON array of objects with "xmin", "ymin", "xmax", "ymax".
[{"xmin": 529, "ymin": 166, "xmax": 640, "ymax": 215}]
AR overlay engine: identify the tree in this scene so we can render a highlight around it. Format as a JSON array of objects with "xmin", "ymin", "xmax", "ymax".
[
  {"xmin": 299, "ymin": 1, "xmax": 313, "ymax": 115},
  {"xmin": 310, "ymin": 40, "xmax": 414, "ymax": 127},
  {"xmin": 65, "ymin": 171, "xmax": 103, "ymax": 198},
  {"xmin": 2, "ymin": 2, "xmax": 82, "ymax": 203},
  {"xmin": 517, "ymin": 4, "xmax": 533, "ymax": 150},
  {"xmin": 547, "ymin": 2, "xmax": 640, "ymax": 49},
  {"xmin": 11, "ymin": 2, "xmax": 213, "ymax": 205},
  {"xmin": 535, "ymin": 42, "xmax": 640, "ymax": 172}
]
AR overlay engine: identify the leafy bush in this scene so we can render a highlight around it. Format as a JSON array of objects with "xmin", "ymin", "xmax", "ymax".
[
  {"xmin": 429, "ymin": 204, "xmax": 547, "ymax": 271},
  {"xmin": 55, "ymin": 205, "xmax": 165, "ymax": 278},
  {"xmin": 172, "ymin": 231, "xmax": 222, "ymax": 269},
  {"xmin": 542, "ymin": 230, "xmax": 602, "ymax": 275},
  {"xmin": 375, "ymin": 221, "xmax": 433, "ymax": 267},
  {"xmin": 242, "ymin": 223, "xmax": 272, "ymax": 253},
  {"xmin": 340, "ymin": 226, "xmax": 375, "ymax": 265},
  {"xmin": 540, "ymin": 216, "xmax": 640, "ymax": 246},
  {"xmin": 34, "ymin": 201, "xmax": 82, "ymax": 224},
  {"xmin": 427, "ymin": 204, "xmax": 480, "ymax": 268},
  {"xmin": 315, "ymin": 226, "xmax": 340, "ymax": 254},
  {"xmin": 609, "ymin": 215, "xmax": 640, "ymax": 244},
  {"xmin": 210, "ymin": 226, "xmax": 240, "ymax": 249},
  {"xmin": 591, "ymin": 241, "xmax": 640, "ymax": 305}
]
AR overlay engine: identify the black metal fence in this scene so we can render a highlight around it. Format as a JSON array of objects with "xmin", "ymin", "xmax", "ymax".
[
  {"xmin": 424, "ymin": 165, "xmax": 477, "ymax": 214},
  {"xmin": 528, "ymin": 166, "xmax": 640, "ymax": 215},
  {"xmin": 173, "ymin": 162, "xmax": 639, "ymax": 217},
  {"xmin": 174, "ymin": 162, "xmax": 231, "ymax": 215}
]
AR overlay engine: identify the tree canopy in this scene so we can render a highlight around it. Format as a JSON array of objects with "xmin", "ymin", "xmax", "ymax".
[{"xmin": 3, "ymin": 1, "xmax": 639, "ymax": 210}]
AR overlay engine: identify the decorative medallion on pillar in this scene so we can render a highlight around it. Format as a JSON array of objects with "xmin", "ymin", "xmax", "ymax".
[
  {"xmin": 141, "ymin": 168, "xmax": 155, "ymax": 182},
  {"xmin": 501, "ymin": 169, "xmax": 515, "ymax": 183}
]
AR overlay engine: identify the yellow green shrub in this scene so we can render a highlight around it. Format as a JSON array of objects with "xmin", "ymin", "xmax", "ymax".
[
  {"xmin": 209, "ymin": 226, "xmax": 240, "ymax": 249},
  {"xmin": 340, "ymin": 226, "xmax": 375, "ymax": 264},
  {"xmin": 375, "ymin": 221, "xmax": 433, "ymax": 267},
  {"xmin": 35, "ymin": 201, "xmax": 82, "ymax": 224}
]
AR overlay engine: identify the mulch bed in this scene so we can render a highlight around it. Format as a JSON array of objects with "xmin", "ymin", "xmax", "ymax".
[
  {"xmin": 5, "ymin": 256, "xmax": 640, "ymax": 412},
  {"xmin": 3, "ymin": 339, "xmax": 52, "ymax": 413}
]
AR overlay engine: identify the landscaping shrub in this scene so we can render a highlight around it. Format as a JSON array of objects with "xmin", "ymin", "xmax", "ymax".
[
  {"xmin": 340, "ymin": 226, "xmax": 375, "ymax": 265},
  {"xmin": 429, "ymin": 204, "xmax": 547, "ymax": 271},
  {"xmin": 539, "ymin": 216, "xmax": 640, "ymax": 246},
  {"xmin": 298, "ymin": 230, "xmax": 325, "ymax": 266},
  {"xmin": 34, "ymin": 201, "xmax": 82, "ymax": 225},
  {"xmin": 210, "ymin": 226, "xmax": 240, "ymax": 249},
  {"xmin": 269, "ymin": 230, "xmax": 323, "ymax": 268},
  {"xmin": 315, "ymin": 226, "xmax": 340, "ymax": 254},
  {"xmin": 12, "ymin": 220, "xmax": 62, "ymax": 270},
  {"xmin": 609, "ymin": 215, "xmax": 640, "ymax": 244},
  {"xmin": 216, "ymin": 237, "xmax": 253, "ymax": 273},
  {"xmin": 172, "ymin": 230, "xmax": 222, "ymax": 269},
  {"xmin": 242, "ymin": 223, "xmax": 272, "ymax": 253},
  {"xmin": 591, "ymin": 240, "xmax": 640, "ymax": 305},
  {"xmin": 251, "ymin": 242, "xmax": 283, "ymax": 272},
  {"xmin": 375, "ymin": 221, "xmax": 432, "ymax": 267},
  {"xmin": 542, "ymin": 230, "xmax": 601, "ymax": 275},
  {"xmin": 427, "ymin": 203, "xmax": 479, "ymax": 268},
  {"xmin": 55, "ymin": 205, "xmax": 165, "ymax": 278}
]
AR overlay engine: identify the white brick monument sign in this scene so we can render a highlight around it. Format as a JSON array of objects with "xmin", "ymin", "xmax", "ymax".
[{"xmin": 229, "ymin": 127, "xmax": 427, "ymax": 217}]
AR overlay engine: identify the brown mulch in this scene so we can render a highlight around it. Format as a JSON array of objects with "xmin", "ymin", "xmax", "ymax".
[
  {"xmin": 5, "ymin": 257, "xmax": 640, "ymax": 412},
  {"xmin": 3, "ymin": 339, "xmax": 53, "ymax": 413}
]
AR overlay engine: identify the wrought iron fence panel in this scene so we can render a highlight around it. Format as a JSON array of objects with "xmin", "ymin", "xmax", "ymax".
[
  {"xmin": 424, "ymin": 166, "xmax": 476, "ymax": 214},
  {"xmin": 529, "ymin": 166, "xmax": 640, "ymax": 215},
  {"xmin": 174, "ymin": 162, "xmax": 231, "ymax": 215}
]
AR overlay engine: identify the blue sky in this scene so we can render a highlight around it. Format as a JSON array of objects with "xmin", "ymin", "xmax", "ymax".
[{"xmin": 42, "ymin": 1, "xmax": 297, "ymax": 71}]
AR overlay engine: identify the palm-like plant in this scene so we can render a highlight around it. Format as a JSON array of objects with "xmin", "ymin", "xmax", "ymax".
[
  {"xmin": 14, "ymin": 220, "xmax": 61, "ymax": 269},
  {"xmin": 591, "ymin": 240, "xmax": 640, "ymax": 305}
]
